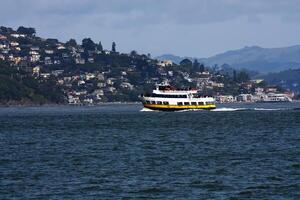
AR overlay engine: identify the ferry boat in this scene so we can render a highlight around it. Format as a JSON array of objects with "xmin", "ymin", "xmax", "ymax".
[
  {"xmin": 140, "ymin": 84, "xmax": 216, "ymax": 111},
  {"xmin": 259, "ymin": 93, "xmax": 292, "ymax": 103}
]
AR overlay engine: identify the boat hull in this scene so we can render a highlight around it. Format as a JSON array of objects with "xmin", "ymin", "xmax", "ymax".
[
  {"xmin": 257, "ymin": 100, "xmax": 292, "ymax": 103},
  {"xmin": 143, "ymin": 103, "xmax": 216, "ymax": 111}
]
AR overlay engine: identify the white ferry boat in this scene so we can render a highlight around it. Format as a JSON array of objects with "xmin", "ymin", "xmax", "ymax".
[
  {"xmin": 140, "ymin": 84, "xmax": 216, "ymax": 111},
  {"xmin": 259, "ymin": 93, "xmax": 292, "ymax": 103}
]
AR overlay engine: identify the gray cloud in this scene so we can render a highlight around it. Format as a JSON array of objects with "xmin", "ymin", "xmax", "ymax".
[{"xmin": 1, "ymin": 0, "xmax": 300, "ymax": 57}]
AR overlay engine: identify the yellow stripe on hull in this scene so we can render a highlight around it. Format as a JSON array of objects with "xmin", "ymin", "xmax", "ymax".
[{"xmin": 143, "ymin": 103, "xmax": 216, "ymax": 110}]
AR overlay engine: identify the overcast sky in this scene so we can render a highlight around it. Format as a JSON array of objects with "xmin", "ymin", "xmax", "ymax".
[{"xmin": 1, "ymin": 0, "xmax": 300, "ymax": 57}]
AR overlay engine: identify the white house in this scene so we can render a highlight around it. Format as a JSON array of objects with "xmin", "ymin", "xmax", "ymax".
[
  {"xmin": 10, "ymin": 33, "xmax": 26, "ymax": 38},
  {"xmin": 157, "ymin": 60, "xmax": 173, "ymax": 67},
  {"xmin": 120, "ymin": 82, "xmax": 134, "ymax": 90},
  {"xmin": 10, "ymin": 41, "xmax": 19, "ymax": 47}
]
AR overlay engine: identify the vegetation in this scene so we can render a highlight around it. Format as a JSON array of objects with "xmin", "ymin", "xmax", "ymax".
[
  {"xmin": 260, "ymin": 69, "xmax": 300, "ymax": 93},
  {"xmin": 0, "ymin": 61, "xmax": 65, "ymax": 105},
  {"xmin": 1, "ymin": 25, "xmax": 293, "ymax": 105},
  {"xmin": 16, "ymin": 26, "xmax": 36, "ymax": 36}
]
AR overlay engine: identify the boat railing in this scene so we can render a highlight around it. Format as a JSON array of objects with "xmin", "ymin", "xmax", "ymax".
[{"xmin": 141, "ymin": 93, "xmax": 214, "ymax": 99}]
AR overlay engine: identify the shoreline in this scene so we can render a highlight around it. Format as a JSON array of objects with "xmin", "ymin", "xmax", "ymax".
[
  {"xmin": 1, "ymin": 100, "xmax": 299, "ymax": 108},
  {"xmin": 0, "ymin": 101, "xmax": 141, "ymax": 108}
]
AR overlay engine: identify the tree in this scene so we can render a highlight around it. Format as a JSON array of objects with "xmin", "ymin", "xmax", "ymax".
[
  {"xmin": 233, "ymin": 70, "xmax": 237, "ymax": 82},
  {"xmin": 82, "ymin": 38, "xmax": 96, "ymax": 51},
  {"xmin": 199, "ymin": 64, "xmax": 205, "ymax": 73},
  {"xmin": 193, "ymin": 59, "xmax": 199, "ymax": 69},
  {"xmin": 97, "ymin": 41, "xmax": 103, "ymax": 51},
  {"xmin": 17, "ymin": 26, "xmax": 36, "ymax": 36},
  {"xmin": 112, "ymin": 42, "xmax": 116, "ymax": 52},
  {"xmin": 0, "ymin": 26, "xmax": 14, "ymax": 34},
  {"xmin": 46, "ymin": 38, "xmax": 59, "ymax": 45},
  {"xmin": 179, "ymin": 59, "xmax": 192, "ymax": 67},
  {"xmin": 236, "ymin": 71, "xmax": 250, "ymax": 83},
  {"xmin": 66, "ymin": 39, "xmax": 77, "ymax": 47},
  {"xmin": 130, "ymin": 50, "xmax": 137, "ymax": 57}
]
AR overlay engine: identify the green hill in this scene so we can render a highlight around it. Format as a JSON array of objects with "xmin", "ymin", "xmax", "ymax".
[{"xmin": 0, "ymin": 61, "xmax": 65, "ymax": 105}]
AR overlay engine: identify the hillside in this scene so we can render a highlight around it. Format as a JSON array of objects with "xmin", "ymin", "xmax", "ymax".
[
  {"xmin": 0, "ymin": 61, "xmax": 65, "ymax": 105},
  {"xmin": 260, "ymin": 68, "xmax": 300, "ymax": 93},
  {"xmin": 155, "ymin": 54, "xmax": 196, "ymax": 64},
  {"xmin": 1, "ymin": 25, "xmax": 295, "ymax": 105},
  {"xmin": 157, "ymin": 45, "xmax": 300, "ymax": 73}
]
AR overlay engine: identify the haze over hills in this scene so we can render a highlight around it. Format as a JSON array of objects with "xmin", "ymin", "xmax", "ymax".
[
  {"xmin": 259, "ymin": 68, "xmax": 300, "ymax": 93},
  {"xmin": 156, "ymin": 45, "xmax": 300, "ymax": 73},
  {"xmin": 155, "ymin": 54, "xmax": 197, "ymax": 65}
]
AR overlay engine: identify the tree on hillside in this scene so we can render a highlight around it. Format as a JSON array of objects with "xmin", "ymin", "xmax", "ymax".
[
  {"xmin": 193, "ymin": 59, "xmax": 200, "ymax": 70},
  {"xmin": 236, "ymin": 71, "xmax": 250, "ymax": 83},
  {"xmin": 82, "ymin": 38, "xmax": 96, "ymax": 51},
  {"xmin": 112, "ymin": 42, "xmax": 116, "ymax": 52},
  {"xmin": 180, "ymin": 59, "xmax": 192, "ymax": 67},
  {"xmin": 130, "ymin": 50, "xmax": 137, "ymax": 57},
  {"xmin": 66, "ymin": 39, "xmax": 77, "ymax": 47},
  {"xmin": 97, "ymin": 41, "xmax": 103, "ymax": 51},
  {"xmin": 46, "ymin": 38, "xmax": 59, "ymax": 45},
  {"xmin": 199, "ymin": 64, "xmax": 205, "ymax": 73},
  {"xmin": 0, "ymin": 26, "xmax": 14, "ymax": 34},
  {"xmin": 17, "ymin": 26, "xmax": 36, "ymax": 36},
  {"xmin": 233, "ymin": 70, "xmax": 237, "ymax": 82}
]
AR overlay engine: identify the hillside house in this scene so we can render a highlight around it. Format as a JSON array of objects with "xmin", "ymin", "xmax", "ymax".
[
  {"xmin": 236, "ymin": 94, "xmax": 253, "ymax": 102},
  {"xmin": 32, "ymin": 66, "xmax": 41, "ymax": 75},
  {"xmin": 45, "ymin": 49, "xmax": 54, "ymax": 54},
  {"xmin": 85, "ymin": 73, "xmax": 96, "ymax": 80},
  {"xmin": 120, "ymin": 82, "xmax": 134, "ymax": 90},
  {"xmin": 0, "ymin": 34, "xmax": 7, "ymax": 40},
  {"xmin": 75, "ymin": 57, "xmax": 85, "ymax": 64},
  {"xmin": 10, "ymin": 33, "xmax": 26, "ymax": 38},
  {"xmin": 215, "ymin": 95, "xmax": 236, "ymax": 103},
  {"xmin": 10, "ymin": 41, "xmax": 19, "ymax": 47},
  {"xmin": 157, "ymin": 60, "xmax": 173, "ymax": 67},
  {"xmin": 44, "ymin": 57, "xmax": 53, "ymax": 65},
  {"xmin": 51, "ymin": 70, "xmax": 64, "ymax": 76}
]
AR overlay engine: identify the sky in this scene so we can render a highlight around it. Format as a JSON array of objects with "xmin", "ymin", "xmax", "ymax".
[{"xmin": 1, "ymin": 0, "xmax": 300, "ymax": 57}]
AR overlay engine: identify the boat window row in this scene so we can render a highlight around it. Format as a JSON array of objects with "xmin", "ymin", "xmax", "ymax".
[
  {"xmin": 145, "ymin": 101, "xmax": 214, "ymax": 106},
  {"xmin": 177, "ymin": 102, "xmax": 205, "ymax": 105},
  {"xmin": 144, "ymin": 94, "xmax": 187, "ymax": 98},
  {"xmin": 145, "ymin": 100, "xmax": 169, "ymax": 105}
]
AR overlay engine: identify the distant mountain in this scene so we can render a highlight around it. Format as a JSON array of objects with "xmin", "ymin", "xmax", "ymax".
[
  {"xmin": 155, "ymin": 54, "xmax": 197, "ymax": 64},
  {"xmin": 157, "ymin": 45, "xmax": 300, "ymax": 73}
]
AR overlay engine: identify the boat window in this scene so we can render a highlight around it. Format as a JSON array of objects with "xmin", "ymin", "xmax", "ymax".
[
  {"xmin": 191, "ymin": 102, "xmax": 197, "ymax": 105},
  {"xmin": 198, "ymin": 102, "xmax": 204, "ymax": 105},
  {"xmin": 184, "ymin": 102, "xmax": 190, "ymax": 105},
  {"xmin": 151, "ymin": 94, "xmax": 188, "ymax": 98},
  {"xmin": 206, "ymin": 102, "xmax": 214, "ymax": 105},
  {"xmin": 163, "ymin": 101, "xmax": 169, "ymax": 105},
  {"xmin": 151, "ymin": 101, "xmax": 156, "ymax": 104},
  {"xmin": 177, "ymin": 102, "xmax": 183, "ymax": 105},
  {"xmin": 157, "ymin": 101, "xmax": 162, "ymax": 105},
  {"xmin": 146, "ymin": 101, "xmax": 150, "ymax": 104}
]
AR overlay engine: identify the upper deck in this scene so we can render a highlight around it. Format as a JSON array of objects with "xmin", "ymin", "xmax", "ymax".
[{"xmin": 153, "ymin": 85, "xmax": 198, "ymax": 95}]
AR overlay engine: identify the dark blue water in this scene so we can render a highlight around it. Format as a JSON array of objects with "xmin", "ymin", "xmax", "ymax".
[{"xmin": 1, "ymin": 103, "xmax": 300, "ymax": 199}]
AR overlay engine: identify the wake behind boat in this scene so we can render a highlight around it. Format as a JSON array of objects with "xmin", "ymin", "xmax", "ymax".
[{"xmin": 139, "ymin": 83, "xmax": 216, "ymax": 111}]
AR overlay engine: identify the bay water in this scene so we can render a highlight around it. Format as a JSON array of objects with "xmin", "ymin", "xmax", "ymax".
[{"xmin": 1, "ymin": 103, "xmax": 300, "ymax": 199}]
